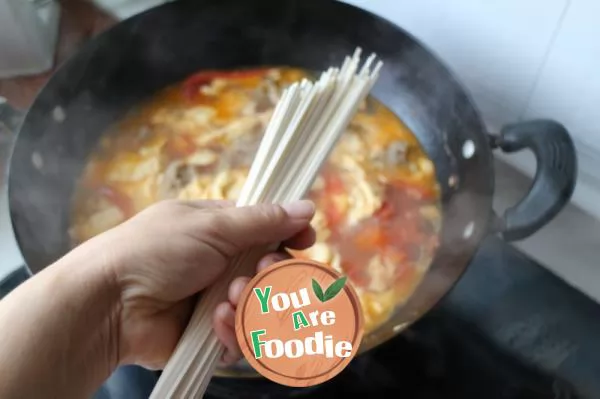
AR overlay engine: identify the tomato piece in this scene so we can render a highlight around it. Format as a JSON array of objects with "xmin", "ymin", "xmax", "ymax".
[
  {"xmin": 324, "ymin": 200, "xmax": 344, "ymax": 230},
  {"xmin": 324, "ymin": 172, "xmax": 345, "ymax": 194},
  {"xmin": 321, "ymin": 171, "xmax": 347, "ymax": 229},
  {"xmin": 98, "ymin": 185, "xmax": 134, "ymax": 218},
  {"xmin": 354, "ymin": 224, "xmax": 388, "ymax": 250}
]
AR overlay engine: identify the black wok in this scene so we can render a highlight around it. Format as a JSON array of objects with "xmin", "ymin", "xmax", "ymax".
[{"xmin": 1, "ymin": 0, "xmax": 576, "ymax": 391}]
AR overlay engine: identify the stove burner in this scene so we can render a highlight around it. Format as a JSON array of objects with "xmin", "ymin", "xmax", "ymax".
[{"xmin": 206, "ymin": 309, "xmax": 580, "ymax": 399}]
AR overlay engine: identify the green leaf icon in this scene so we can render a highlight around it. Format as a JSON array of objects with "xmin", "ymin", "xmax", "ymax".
[
  {"xmin": 312, "ymin": 276, "xmax": 347, "ymax": 303},
  {"xmin": 312, "ymin": 279, "xmax": 325, "ymax": 302},
  {"xmin": 323, "ymin": 276, "xmax": 347, "ymax": 302}
]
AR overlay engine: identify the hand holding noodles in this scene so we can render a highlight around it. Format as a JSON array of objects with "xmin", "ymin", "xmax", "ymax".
[{"xmin": 150, "ymin": 48, "xmax": 385, "ymax": 398}]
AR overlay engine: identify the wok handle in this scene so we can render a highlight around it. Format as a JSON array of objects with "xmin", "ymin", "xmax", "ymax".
[{"xmin": 489, "ymin": 119, "xmax": 577, "ymax": 241}]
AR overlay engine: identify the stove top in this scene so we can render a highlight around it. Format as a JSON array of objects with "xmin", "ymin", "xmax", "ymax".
[
  {"xmin": 206, "ymin": 310, "xmax": 578, "ymax": 399},
  {"xmin": 2, "ymin": 237, "xmax": 598, "ymax": 398}
]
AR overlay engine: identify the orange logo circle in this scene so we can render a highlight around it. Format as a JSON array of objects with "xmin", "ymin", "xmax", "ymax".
[{"xmin": 235, "ymin": 259, "xmax": 364, "ymax": 387}]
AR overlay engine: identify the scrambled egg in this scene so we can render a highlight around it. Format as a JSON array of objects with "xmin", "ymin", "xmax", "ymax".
[
  {"xmin": 72, "ymin": 67, "xmax": 440, "ymax": 337},
  {"xmin": 177, "ymin": 169, "xmax": 247, "ymax": 201}
]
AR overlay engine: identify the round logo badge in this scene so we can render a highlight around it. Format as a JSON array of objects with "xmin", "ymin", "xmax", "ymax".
[{"xmin": 235, "ymin": 258, "xmax": 364, "ymax": 387}]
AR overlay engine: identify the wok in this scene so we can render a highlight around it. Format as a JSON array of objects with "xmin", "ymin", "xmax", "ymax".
[{"xmin": 1, "ymin": 0, "xmax": 576, "ymax": 390}]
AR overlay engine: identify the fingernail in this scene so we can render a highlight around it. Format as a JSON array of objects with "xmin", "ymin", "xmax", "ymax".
[
  {"xmin": 258, "ymin": 252, "xmax": 290, "ymax": 270},
  {"xmin": 282, "ymin": 200, "xmax": 315, "ymax": 219}
]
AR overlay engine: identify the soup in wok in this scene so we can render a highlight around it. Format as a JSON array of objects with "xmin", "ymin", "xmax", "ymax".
[{"xmin": 69, "ymin": 67, "xmax": 442, "ymax": 333}]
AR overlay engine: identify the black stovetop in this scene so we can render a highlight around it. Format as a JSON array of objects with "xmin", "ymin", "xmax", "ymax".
[{"xmin": 3, "ymin": 237, "xmax": 599, "ymax": 398}]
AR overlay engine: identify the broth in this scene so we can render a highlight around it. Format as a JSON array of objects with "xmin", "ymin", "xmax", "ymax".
[{"xmin": 69, "ymin": 67, "xmax": 441, "ymax": 333}]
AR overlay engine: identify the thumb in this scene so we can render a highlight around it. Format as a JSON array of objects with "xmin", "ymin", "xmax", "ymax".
[{"xmin": 205, "ymin": 200, "xmax": 315, "ymax": 254}]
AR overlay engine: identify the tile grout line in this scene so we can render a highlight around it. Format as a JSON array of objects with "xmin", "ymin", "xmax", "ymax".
[{"xmin": 519, "ymin": 0, "xmax": 572, "ymax": 121}]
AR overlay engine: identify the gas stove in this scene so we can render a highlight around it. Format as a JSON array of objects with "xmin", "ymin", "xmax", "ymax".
[{"xmin": 2, "ymin": 236, "xmax": 596, "ymax": 398}]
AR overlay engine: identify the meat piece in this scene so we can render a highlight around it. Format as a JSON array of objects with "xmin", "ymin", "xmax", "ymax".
[
  {"xmin": 386, "ymin": 141, "xmax": 408, "ymax": 166},
  {"xmin": 241, "ymin": 78, "xmax": 280, "ymax": 116},
  {"xmin": 159, "ymin": 161, "xmax": 195, "ymax": 199},
  {"xmin": 265, "ymin": 78, "xmax": 281, "ymax": 107},
  {"xmin": 366, "ymin": 139, "xmax": 409, "ymax": 170},
  {"xmin": 227, "ymin": 133, "xmax": 261, "ymax": 168},
  {"xmin": 177, "ymin": 176, "xmax": 210, "ymax": 200},
  {"xmin": 207, "ymin": 170, "xmax": 246, "ymax": 200},
  {"xmin": 366, "ymin": 254, "xmax": 395, "ymax": 293}
]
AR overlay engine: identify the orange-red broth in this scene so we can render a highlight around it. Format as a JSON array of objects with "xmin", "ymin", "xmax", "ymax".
[{"xmin": 70, "ymin": 67, "xmax": 442, "ymax": 333}]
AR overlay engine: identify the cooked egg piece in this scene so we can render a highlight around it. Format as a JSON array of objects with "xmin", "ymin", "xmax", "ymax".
[
  {"xmin": 107, "ymin": 153, "xmax": 162, "ymax": 183},
  {"xmin": 367, "ymin": 254, "xmax": 396, "ymax": 293},
  {"xmin": 306, "ymin": 242, "xmax": 333, "ymax": 264},
  {"xmin": 81, "ymin": 205, "xmax": 124, "ymax": 240},
  {"xmin": 187, "ymin": 149, "xmax": 218, "ymax": 166}
]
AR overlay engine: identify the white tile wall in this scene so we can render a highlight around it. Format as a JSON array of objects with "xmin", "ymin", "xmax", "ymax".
[
  {"xmin": 525, "ymin": 0, "xmax": 600, "ymax": 145},
  {"xmin": 342, "ymin": 0, "xmax": 600, "ymax": 221},
  {"xmin": 344, "ymin": 0, "xmax": 570, "ymax": 130}
]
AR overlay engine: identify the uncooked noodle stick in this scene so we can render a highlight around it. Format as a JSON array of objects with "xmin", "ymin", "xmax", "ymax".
[{"xmin": 150, "ymin": 47, "xmax": 383, "ymax": 399}]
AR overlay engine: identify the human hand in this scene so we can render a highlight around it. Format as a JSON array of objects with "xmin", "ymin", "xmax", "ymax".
[{"xmin": 87, "ymin": 199, "xmax": 316, "ymax": 370}]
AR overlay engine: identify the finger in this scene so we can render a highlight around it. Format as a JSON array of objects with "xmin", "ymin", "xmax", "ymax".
[
  {"xmin": 204, "ymin": 200, "xmax": 315, "ymax": 255},
  {"xmin": 282, "ymin": 225, "xmax": 316, "ymax": 250},
  {"xmin": 213, "ymin": 302, "xmax": 243, "ymax": 365},
  {"xmin": 228, "ymin": 276, "xmax": 251, "ymax": 306},
  {"xmin": 185, "ymin": 199, "xmax": 235, "ymax": 209},
  {"xmin": 257, "ymin": 251, "xmax": 292, "ymax": 272}
]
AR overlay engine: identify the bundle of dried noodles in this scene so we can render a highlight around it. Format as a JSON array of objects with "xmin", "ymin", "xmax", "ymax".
[{"xmin": 150, "ymin": 48, "xmax": 383, "ymax": 398}]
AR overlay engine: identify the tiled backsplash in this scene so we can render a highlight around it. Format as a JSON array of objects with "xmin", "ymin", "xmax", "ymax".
[{"xmin": 344, "ymin": 0, "xmax": 600, "ymax": 221}]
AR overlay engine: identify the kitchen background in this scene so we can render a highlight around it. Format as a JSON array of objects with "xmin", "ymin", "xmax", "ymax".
[{"xmin": 1, "ymin": 0, "xmax": 600, "ymax": 301}]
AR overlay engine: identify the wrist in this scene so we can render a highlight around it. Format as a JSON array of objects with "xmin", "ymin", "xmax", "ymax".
[
  {"xmin": 0, "ymin": 239, "xmax": 123, "ymax": 399},
  {"xmin": 49, "ymin": 240, "xmax": 123, "ymax": 389},
  {"xmin": 58, "ymin": 236, "xmax": 123, "ymax": 359}
]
